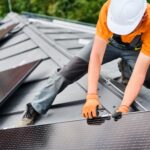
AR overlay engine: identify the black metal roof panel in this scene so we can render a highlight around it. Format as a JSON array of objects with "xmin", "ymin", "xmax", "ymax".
[{"xmin": 1, "ymin": 111, "xmax": 150, "ymax": 150}]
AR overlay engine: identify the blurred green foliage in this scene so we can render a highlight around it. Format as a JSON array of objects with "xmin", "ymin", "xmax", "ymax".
[
  {"xmin": 0, "ymin": 0, "xmax": 107, "ymax": 23},
  {"xmin": 0, "ymin": 0, "xmax": 150, "ymax": 23}
]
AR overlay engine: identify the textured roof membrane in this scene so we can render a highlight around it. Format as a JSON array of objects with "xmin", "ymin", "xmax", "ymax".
[
  {"xmin": 1, "ymin": 112, "xmax": 150, "ymax": 150},
  {"xmin": 0, "ymin": 12, "xmax": 149, "ymax": 131}
]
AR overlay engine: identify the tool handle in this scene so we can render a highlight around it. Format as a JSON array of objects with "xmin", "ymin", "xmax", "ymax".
[
  {"xmin": 87, "ymin": 107, "xmax": 111, "ymax": 125},
  {"xmin": 96, "ymin": 106, "xmax": 106, "ymax": 117}
]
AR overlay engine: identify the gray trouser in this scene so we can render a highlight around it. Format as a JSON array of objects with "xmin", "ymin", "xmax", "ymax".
[{"xmin": 31, "ymin": 41, "xmax": 150, "ymax": 114}]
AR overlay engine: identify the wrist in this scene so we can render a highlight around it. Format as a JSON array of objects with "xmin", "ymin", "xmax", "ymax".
[
  {"xmin": 87, "ymin": 89, "xmax": 98, "ymax": 95},
  {"xmin": 117, "ymin": 105, "xmax": 129, "ymax": 113},
  {"xmin": 86, "ymin": 93, "xmax": 98, "ymax": 98},
  {"xmin": 86, "ymin": 94, "xmax": 99, "ymax": 102}
]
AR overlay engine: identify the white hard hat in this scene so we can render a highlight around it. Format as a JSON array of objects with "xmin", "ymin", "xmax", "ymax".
[{"xmin": 107, "ymin": 0, "xmax": 147, "ymax": 35}]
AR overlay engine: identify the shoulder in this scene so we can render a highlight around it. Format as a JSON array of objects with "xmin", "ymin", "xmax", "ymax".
[{"xmin": 145, "ymin": 4, "xmax": 150, "ymax": 28}]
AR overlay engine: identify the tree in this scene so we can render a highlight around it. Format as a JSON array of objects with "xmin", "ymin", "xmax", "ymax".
[
  {"xmin": 1, "ymin": 0, "xmax": 150, "ymax": 24},
  {"xmin": 0, "ymin": 0, "xmax": 9, "ymax": 17}
]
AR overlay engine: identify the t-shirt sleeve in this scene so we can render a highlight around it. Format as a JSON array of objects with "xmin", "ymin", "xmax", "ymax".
[
  {"xmin": 96, "ymin": 0, "xmax": 112, "ymax": 40},
  {"xmin": 141, "ymin": 29, "xmax": 150, "ymax": 56}
]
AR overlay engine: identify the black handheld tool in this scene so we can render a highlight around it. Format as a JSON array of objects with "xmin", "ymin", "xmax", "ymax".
[{"xmin": 87, "ymin": 107, "xmax": 111, "ymax": 125}]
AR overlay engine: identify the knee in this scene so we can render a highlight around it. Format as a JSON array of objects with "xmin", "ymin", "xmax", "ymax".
[{"xmin": 59, "ymin": 56, "xmax": 88, "ymax": 83}]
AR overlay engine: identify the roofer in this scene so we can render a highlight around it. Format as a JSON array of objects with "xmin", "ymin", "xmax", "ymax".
[{"xmin": 18, "ymin": 0, "xmax": 150, "ymax": 126}]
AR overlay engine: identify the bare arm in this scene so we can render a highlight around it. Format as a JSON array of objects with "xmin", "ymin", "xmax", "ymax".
[
  {"xmin": 121, "ymin": 52, "xmax": 150, "ymax": 107},
  {"xmin": 88, "ymin": 35, "xmax": 108, "ymax": 94},
  {"xmin": 82, "ymin": 35, "xmax": 108, "ymax": 118}
]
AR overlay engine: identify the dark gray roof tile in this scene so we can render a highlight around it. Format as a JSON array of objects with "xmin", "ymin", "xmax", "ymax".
[
  {"xmin": 0, "ymin": 49, "xmax": 48, "ymax": 72},
  {"xmin": 0, "ymin": 40, "xmax": 38, "ymax": 60},
  {"xmin": 0, "ymin": 33, "xmax": 29, "ymax": 49}
]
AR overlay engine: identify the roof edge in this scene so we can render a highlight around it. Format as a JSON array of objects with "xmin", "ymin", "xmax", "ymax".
[{"xmin": 22, "ymin": 12, "xmax": 95, "ymax": 27}]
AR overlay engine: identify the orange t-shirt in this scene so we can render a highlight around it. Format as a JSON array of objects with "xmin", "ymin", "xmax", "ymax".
[{"xmin": 96, "ymin": 0, "xmax": 150, "ymax": 56}]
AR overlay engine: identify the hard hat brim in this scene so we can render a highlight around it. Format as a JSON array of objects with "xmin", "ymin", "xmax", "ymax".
[{"xmin": 107, "ymin": 2, "xmax": 147, "ymax": 35}]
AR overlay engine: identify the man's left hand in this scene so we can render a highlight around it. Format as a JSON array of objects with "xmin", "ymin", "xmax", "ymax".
[{"xmin": 112, "ymin": 105, "xmax": 129, "ymax": 121}]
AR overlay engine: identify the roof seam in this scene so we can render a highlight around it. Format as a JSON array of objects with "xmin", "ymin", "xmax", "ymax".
[
  {"xmin": 0, "ymin": 38, "xmax": 30, "ymax": 50},
  {"xmin": 0, "ymin": 46, "xmax": 40, "ymax": 61}
]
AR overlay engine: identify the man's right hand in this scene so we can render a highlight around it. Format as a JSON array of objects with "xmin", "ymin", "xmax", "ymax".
[{"xmin": 82, "ymin": 94, "xmax": 101, "ymax": 119}]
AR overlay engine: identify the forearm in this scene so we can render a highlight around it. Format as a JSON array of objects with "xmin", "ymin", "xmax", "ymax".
[
  {"xmin": 88, "ymin": 36, "xmax": 107, "ymax": 94},
  {"xmin": 121, "ymin": 70, "xmax": 146, "ymax": 107},
  {"xmin": 87, "ymin": 52, "xmax": 101, "ymax": 94},
  {"xmin": 121, "ymin": 52, "xmax": 150, "ymax": 107}
]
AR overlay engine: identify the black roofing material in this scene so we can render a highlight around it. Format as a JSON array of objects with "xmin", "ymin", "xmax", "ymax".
[
  {"xmin": 0, "ymin": 60, "xmax": 41, "ymax": 107},
  {"xmin": 0, "ymin": 111, "xmax": 150, "ymax": 150}
]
